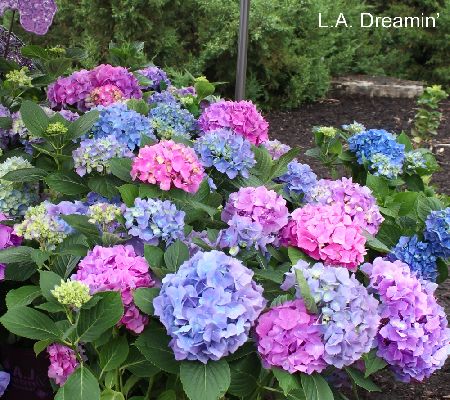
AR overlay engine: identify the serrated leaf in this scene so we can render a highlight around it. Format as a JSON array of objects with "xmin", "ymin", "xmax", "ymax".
[
  {"xmin": 55, "ymin": 366, "xmax": 100, "ymax": 400},
  {"xmin": 0, "ymin": 246, "xmax": 34, "ymax": 264},
  {"xmin": 269, "ymin": 148, "xmax": 300, "ymax": 180},
  {"xmin": 301, "ymin": 373, "xmax": 334, "ymax": 400},
  {"xmin": 363, "ymin": 350, "xmax": 387, "ymax": 377},
  {"xmin": 121, "ymin": 347, "xmax": 159, "ymax": 377},
  {"xmin": 295, "ymin": 269, "xmax": 318, "ymax": 314},
  {"xmin": 164, "ymin": 240, "xmax": 189, "ymax": 272},
  {"xmin": 345, "ymin": 367, "xmax": 381, "ymax": 392},
  {"xmin": 100, "ymin": 335, "xmax": 129, "ymax": 373},
  {"xmin": 20, "ymin": 100, "xmax": 49, "ymax": 138},
  {"xmin": 88, "ymin": 176, "xmax": 120, "ymax": 200},
  {"xmin": 6, "ymin": 286, "xmax": 41, "ymax": 309},
  {"xmin": 46, "ymin": 172, "xmax": 89, "ymax": 196},
  {"xmin": 109, "ymin": 158, "xmax": 133, "ymax": 183},
  {"xmin": 118, "ymin": 184, "xmax": 139, "ymax": 207},
  {"xmin": 133, "ymin": 287, "xmax": 159, "ymax": 315},
  {"xmin": 363, "ymin": 233, "xmax": 390, "ymax": 253},
  {"xmin": 66, "ymin": 110, "xmax": 99, "ymax": 141},
  {"xmin": 1, "ymin": 167, "xmax": 48, "ymax": 182}
]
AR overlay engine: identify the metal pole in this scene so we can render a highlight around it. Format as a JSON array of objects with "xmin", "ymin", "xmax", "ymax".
[{"xmin": 235, "ymin": 0, "xmax": 250, "ymax": 100}]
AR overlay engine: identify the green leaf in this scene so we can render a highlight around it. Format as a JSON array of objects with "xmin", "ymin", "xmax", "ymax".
[
  {"xmin": 363, "ymin": 350, "xmax": 387, "ymax": 377},
  {"xmin": 345, "ymin": 367, "xmax": 381, "ymax": 392},
  {"xmin": 76, "ymin": 292, "xmax": 124, "ymax": 342},
  {"xmin": 39, "ymin": 270, "xmax": 62, "ymax": 302},
  {"xmin": 36, "ymin": 302, "xmax": 65, "ymax": 313},
  {"xmin": 366, "ymin": 174, "xmax": 390, "ymax": 201},
  {"xmin": 127, "ymin": 99, "xmax": 150, "ymax": 116},
  {"xmin": 109, "ymin": 158, "xmax": 133, "ymax": 183},
  {"xmin": 88, "ymin": 176, "xmax": 120, "ymax": 200},
  {"xmin": 273, "ymin": 368, "xmax": 301, "ymax": 395},
  {"xmin": 134, "ymin": 324, "xmax": 179, "ymax": 373},
  {"xmin": 20, "ymin": 100, "xmax": 49, "ymax": 138},
  {"xmin": 363, "ymin": 233, "xmax": 390, "ymax": 253},
  {"xmin": 4, "ymin": 262, "xmax": 37, "ymax": 281},
  {"xmin": 122, "ymin": 347, "xmax": 159, "ymax": 377},
  {"xmin": 66, "ymin": 110, "xmax": 100, "ymax": 141},
  {"xmin": 0, "ymin": 246, "xmax": 34, "ymax": 264},
  {"xmin": 194, "ymin": 79, "xmax": 215, "ymax": 100},
  {"xmin": 397, "ymin": 132, "xmax": 413, "ymax": 151},
  {"xmin": 133, "ymin": 287, "xmax": 159, "ymax": 315},
  {"xmin": 118, "ymin": 184, "xmax": 139, "ymax": 207},
  {"xmin": 6, "ymin": 286, "xmax": 41, "ymax": 309},
  {"xmin": 288, "ymin": 247, "xmax": 310, "ymax": 265},
  {"xmin": 55, "ymin": 366, "xmax": 100, "ymax": 400},
  {"xmin": 301, "ymin": 373, "xmax": 334, "ymax": 400},
  {"xmin": 140, "ymin": 134, "xmax": 157, "ymax": 147},
  {"xmin": 0, "ymin": 306, "xmax": 62, "ymax": 341},
  {"xmin": 271, "ymin": 294, "xmax": 294, "ymax": 307},
  {"xmin": 61, "ymin": 215, "xmax": 102, "ymax": 244},
  {"xmin": 100, "ymin": 335, "xmax": 129, "ymax": 373},
  {"xmin": 436, "ymin": 258, "xmax": 448, "ymax": 284},
  {"xmin": 100, "ymin": 389, "xmax": 124, "ymax": 400},
  {"xmin": 253, "ymin": 146, "xmax": 273, "ymax": 179},
  {"xmin": 228, "ymin": 354, "xmax": 261, "ymax": 397},
  {"xmin": 180, "ymin": 360, "xmax": 231, "ymax": 400},
  {"xmin": 404, "ymin": 174, "xmax": 424, "ymax": 192},
  {"xmin": 164, "ymin": 240, "xmax": 190, "ymax": 272},
  {"xmin": 46, "ymin": 172, "xmax": 89, "ymax": 196},
  {"xmin": 295, "ymin": 269, "xmax": 318, "ymax": 314},
  {"xmin": 269, "ymin": 148, "xmax": 300, "ymax": 180},
  {"xmin": 21, "ymin": 44, "xmax": 52, "ymax": 60},
  {"xmin": 144, "ymin": 245, "xmax": 164, "ymax": 268},
  {"xmin": 139, "ymin": 184, "xmax": 161, "ymax": 199},
  {"xmin": 417, "ymin": 196, "xmax": 443, "ymax": 224},
  {"xmin": 1, "ymin": 167, "xmax": 48, "ymax": 182},
  {"xmin": 34, "ymin": 339, "xmax": 53, "ymax": 356},
  {"xmin": 157, "ymin": 391, "xmax": 176, "ymax": 400}
]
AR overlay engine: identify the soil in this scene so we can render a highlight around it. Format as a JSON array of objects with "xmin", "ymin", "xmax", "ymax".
[{"xmin": 266, "ymin": 95, "xmax": 450, "ymax": 400}]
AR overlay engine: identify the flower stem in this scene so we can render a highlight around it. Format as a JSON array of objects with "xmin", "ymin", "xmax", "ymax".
[{"xmin": 4, "ymin": 10, "xmax": 16, "ymax": 59}]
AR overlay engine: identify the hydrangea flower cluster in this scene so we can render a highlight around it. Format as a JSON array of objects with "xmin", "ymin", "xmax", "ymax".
[
  {"xmin": 220, "ymin": 186, "xmax": 289, "ymax": 253},
  {"xmin": 137, "ymin": 66, "xmax": 171, "ymax": 91},
  {"xmin": 149, "ymin": 102, "xmax": 197, "ymax": 139},
  {"xmin": 282, "ymin": 203, "xmax": 366, "ymax": 270},
  {"xmin": 348, "ymin": 129, "xmax": 405, "ymax": 179},
  {"xmin": 85, "ymin": 84, "xmax": 124, "ymax": 108},
  {"xmin": 277, "ymin": 160, "xmax": 317, "ymax": 197},
  {"xmin": 306, "ymin": 177, "xmax": 384, "ymax": 235},
  {"xmin": 342, "ymin": 121, "xmax": 366, "ymax": 134},
  {"xmin": 0, "ymin": 156, "xmax": 38, "ymax": 216},
  {"xmin": 131, "ymin": 140, "xmax": 205, "ymax": 193},
  {"xmin": 0, "ymin": 213, "xmax": 22, "ymax": 280},
  {"xmin": 5, "ymin": 67, "xmax": 32, "ymax": 87},
  {"xmin": 47, "ymin": 64, "xmax": 142, "ymax": 110},
  {"xmin": 90, "ymin": 103, "xmax": 155, "ymax": 150},
  {"xmin": 124, "ymin": 198, "xmax": 185, "ymax": 245},
  {"xmin": 0, "ymin": 0, "xmax": 57, "ymax": 35},
  {"xmin": 148, "ymin": 90, "xmax": 177, "ymax": 105},
  {"xmin": 313, "ymin": 126, "xmax": 338, "ymax": 138},
  {"xmin": 51, "ymin": 279, "xmax": 92, "ymax": 309},
  {"xmin": 47, "ymin": 343, "xmax": 78, "ymax": 386},
  {"xmin": 262, "ymin": 139, "xmax": 291, "ymax": 160},
  {"xmin": 198, "ymin": 100, "xmax": 269, "ymax": 145},
  {"xmin": 282, "ymin": 261, "xmax": 380, "ymax": 368},
  {"xmin": 255, "ymin": 299, "xmax": 326, "ymax": 374},
  {"xmin": 424, "ymin": 208, "xmax": 450, "ymax": 258},
  {"xmin": 362, "ymin": 258, "xmax": 449, "ymax": 382},
  {"xmin": 194, "ymin": 129, "xmax": 256, "ymax": 179},
  {"xmin": 72, "ymin": 245, "xmax": 155, "ymax": 334},
  {"xmin": 153, "ymin": 250, "xmax": 266, "ymax": 363},
  {"xmin": 404, "ymin": 150, "xmax": 427, "ymax": 172},
  {"xmin": 388, "ymin": 235, "xmax": 438, "ymax": 282},
  {"xmin": 73, "ymin": 134, "xmax": 134, "ymax": 176},
  {"xmin": 87, "ymin": 203, "xmax": 123, "ymax": 231}
]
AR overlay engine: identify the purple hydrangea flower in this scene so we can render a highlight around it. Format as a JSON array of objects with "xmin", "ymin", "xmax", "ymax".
[
  {"xmin": 262, "ymin": 139, "xmax": 291, "ymax": 160},
  {"xmin": 124, "ymin": 198, "xmax": 185, "ymax": 246},
  {"xmin": 277, "ymin": 160, "xmax": 317, "ymax": 197},
  {"xmin": 282, "ymin": 261, "xmax": 380, "ymax": 368},
  {"xmin": 147, "ymin": 90, "xmax": 178, "ymax": 106},
  {"xmin": 153, "ymin": 250, "xmax": 266, "ymax": 363},
  {"xmin": 194, "ymin": 128, "xmax": 256, "ymax": 179},
  {"xmin": 424, "ymin": 208, "xmax": 450, "ymax": 259},
  {"xmin": 362, "ymin": 258, "xmax": 450, "ymax": 382},
  {"xmin": 0, "ymin": 371, "xmax": 10, "ymax": 396},
  {"xmin": 388, "ymin": 235, "xmax": 438, "ymax": 282},
  {"xmin": 137, "ymin": 66, "xmax": 171, "ymax": 91}
]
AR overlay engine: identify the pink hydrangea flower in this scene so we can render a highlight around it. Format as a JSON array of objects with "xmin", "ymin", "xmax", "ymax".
[
  {"xmin": 282, "ymin": 203, "xmax": 366, "ymax": 270},
  {"xmin": 131, "ymin": 140, "xmax": 205, "ymax": 194},
  {"xmin": 0, "ymin": 213, "xmax": 22, "ymax": 280},
  {"xmin": 72, "ymin": 245, "xmax": 155, "ymax": 334},
  {"xmin": 47, "ymin": 344, "xmax": 78, "ymax": 386},
  {"xmin": 47, "ymin": 64, "xmax": 142, "ymax": 111},
  {"xmin": 198, "ymin": 100, "xmax": 269, "ymax": 145},
  {"xmin": 255, "ymin": 299, "xmax": 326, "ymax": 374}
]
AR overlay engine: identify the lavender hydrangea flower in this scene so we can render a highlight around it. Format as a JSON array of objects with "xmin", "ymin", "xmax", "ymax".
[
  {"xmin": 194, "ymin": 129, "xmax": 256, "ymax": 179},
  {"xmin": 424, "ymin": 208, "xmax": 450, "ymax": 259},
  {"xmin": 91, "ymin": 103, "xmax": 155, "ymax": 150},
  {"xmin": 153, "ymin": 250, "xmax": 266, "ymax": 363},
  {"xmin": 148, "ymin": 102, "xmax": 197, "ymax": 140},
  {"xmin": 262, "ymin": 139, "xmax": 291, "ymax": 160},
  {"xmin": 73, "ymin": 135, "xmax": 134, "ymax": 177},
  {"xmin": 0, "ymin": 371, "xmax": 10, "ymax": 396},
  {"xmin": 148, "ymin": 90, "xmax": 177, "ymax": 106},
  {"xmin": 277, "ymin": 160, "xmax": 317, "ymax": 197},
  {"xmin": 282, "ymin": 261, "xmax": 380, "ymax": 368},
  {"xmin": 388, "ymin": 235, "xmax": 438, "ymax": 282},
  {"xmin": 124, "ymin": 198, "xmax": 185, "ymax": 246},
  {"xmin": 137, "ymin": 66, "xmax": 171, "ymax": 91},
  {"xmin": 362, "ymin": 258, "xmax": 449, "ymax": 382}
]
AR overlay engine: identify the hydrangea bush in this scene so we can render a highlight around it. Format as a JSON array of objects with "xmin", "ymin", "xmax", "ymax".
[{"xmin": 0, "ymin": 58, "xmax": 448, "ymax": 400}]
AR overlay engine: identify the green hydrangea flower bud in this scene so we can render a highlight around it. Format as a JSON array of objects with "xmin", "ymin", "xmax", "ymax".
[
  {"xmin": 5, "ymin": 67, "xmax": 32, "ymax": 87},
  {"xmin": 46, "ymin": 122, "xmax": 68, "ymax": 136},
  {"xmin": 51, "ymin": 280, "xmax": 92, "ymax": 308}
]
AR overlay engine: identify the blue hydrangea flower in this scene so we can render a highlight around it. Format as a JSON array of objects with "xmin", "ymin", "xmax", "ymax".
[
  {"xmin": 348, "ymin": 129, "xmax": 405, "ymax": 179},
  {"xmin": 153, "ymin": 250, "xmax": 266, "ymax": 363},
  {"xmin": 388, "ymin": 235, "xmax": 438, "ymax": 282},
  {"xmin": 124, "ymin": 198, "xmax": 185, "ymax": 245},
  {"xmin": 277, "ymin": 160, "xmax": 317, "ymax": 197},
  {"xmin": 137, "ymin": 66, "xmax": 171, "ymax": 91},
  {"xmin": 148, "ymin": 90, "xmax": 177, "ymax": 105},
  {"xmin": 404, "ymin": 150, "xmax": 427, "ymax": 173},
  {"xmin": 424, "ymin": 208, "xmax": 450, "ymax": 259},
  {"xmin": 91, "ymin": 103, "xmax": 155, "ymax": 150},
  {"xmin": 149, "ymin": 102, "xmax": 197, "ymax": 140},
  {"xmin": 342, "ymin": 121, "xmax": 366, "ymax": 134},
  {"xmin": 282, "ymin": 261, "xmax": 380, "ymax": 369},
  {"xmin": 194, "ymin": 129, "xmax": 256, "ymax": 179}
]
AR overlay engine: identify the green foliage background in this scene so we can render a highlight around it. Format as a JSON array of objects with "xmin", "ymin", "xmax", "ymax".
[{"xmin": 6, "ymin": 0, "xmax": 450, "ymax": 108}]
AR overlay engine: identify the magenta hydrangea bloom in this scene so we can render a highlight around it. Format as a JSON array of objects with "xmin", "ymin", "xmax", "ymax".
[
  {"xmin": 47, "ymin": 343, "xmax": 78, "ymax": 386},
  {"xmin": 306, "ymin": 177, "xmax": 384, "ymax": 235},
  {"xmin": 362, "ymin": 258, "xmax": 450, "ymax": 382},
  {"xmin": 282, "ymin": 203, "xmax": 366, "ymax": 270},
  {"xmin": 131, "ymin": 140, "xmax": 205, "ymax": 194},
  {"xmin": 198, "ymin": 100, "xmax": 269, "ymax": 145},
  {"xmin": 0, "ymin": 0, "xmax": 57, "ymax": 35},
  {"xmin": 47, "ymin": 64, "xmax": 142, "ymax": 111},
  {"xmin": 0, "ymin": 213, "xmax": 22, "ymax": 280},
  {"xmin": 72, "ymin": 245, "xmax": 155, "ymax": 334},
  {"xmin": 255, "ymin": 299, "xmax": 326, "ymax": 374}
]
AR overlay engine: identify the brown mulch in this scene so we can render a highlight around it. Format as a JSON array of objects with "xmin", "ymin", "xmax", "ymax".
[{"xmin": 266, "ymin": 95, "xmax": 450, "ymax": 400}]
